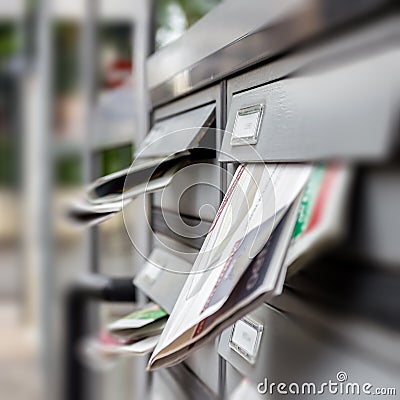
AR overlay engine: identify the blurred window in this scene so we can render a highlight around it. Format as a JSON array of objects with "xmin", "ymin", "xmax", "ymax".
[
  {"xmin": 99, "ymin": 23, "xmax": 132, "ymax": 89},
  {"xmin": 53, "ymin": 22, "xmax": 80, "ymax": 97}
]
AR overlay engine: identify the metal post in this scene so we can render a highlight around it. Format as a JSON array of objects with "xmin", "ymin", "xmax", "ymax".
[
  {"xmin": 218, "ymin": 80, "xmax": 228, "ymax": 400},
  {"xmin": 79, "ymin": 1, "xmax": 101, "ymax": 399},
  {"xmin": 81, "ymin": 0, "xmax": 100, "ymax": 274},
  {"xmin": 24, "ymin": 0, "xmax": 54, "ymax": 397},
  {"xmin": 130, "ymin": 2, "xmax": 155, "ymax": 399}
]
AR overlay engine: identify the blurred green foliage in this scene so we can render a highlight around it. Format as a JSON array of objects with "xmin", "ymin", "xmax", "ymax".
[
  {"xmin": 156, "ymin": 0, "xmax": 221, "ymax": 49},
  {"xmin": 101, "ymin": 144, "xmax": 133, "ymax": 176},
  {"xmin": 171, "ymin": 0, "xmax": 221, "ymax": 27},
  {"xmin": 0, "ymin": 24, "xmax": 18, "ymax": 61},
  {"xmin": 0, "ymin": 135, "xmax": 19, "ymax": 187},
  {"xmin": 53, "ymin": 22, "xmax": 80, "ymax": 96},
  {"xmin": 55, "ymin": 144, "xmax": 133, "ymax": 187},
  {"xmin": 0, "ymin": 24, "xmax": 19, "ymax": 188},
  {"xmin": 55, "ymin": 154, "xmax": 83, "ymax": 187},
  {"xmin": 55, "ymin": 149, "xmax": 134, "ymax": 187}
]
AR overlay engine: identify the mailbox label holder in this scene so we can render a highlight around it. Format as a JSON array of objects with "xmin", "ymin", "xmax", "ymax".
[
  {"xmin": 229, "ymin": 316, "xmax": 264, "ymax": 364},
  {"xmin": 230, "ymin": 104, "xmax": 264, "ymax": 146}
]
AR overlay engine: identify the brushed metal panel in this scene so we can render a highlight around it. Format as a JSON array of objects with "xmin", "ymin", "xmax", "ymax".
[
  {"xmin": 220, "ymin": 48, "xmax": 400, "ymax": 162},
  {"xmin": 152, "ymin": 161, "xmax": 222, "ymax": 222},
  {"xmin": 220, "ymin": 303, "xmax": 400, "ymax": 398},
  {"xmin": 135, "ymin": 103, "xmax": 215, "ymax": 159},
  {"xmin": 148, "ymin": 0, "xmax": 392, "ymax": 106},
  {"xmin": 184, "ymin": 338, "xmax": 221, "ymax": 396}
]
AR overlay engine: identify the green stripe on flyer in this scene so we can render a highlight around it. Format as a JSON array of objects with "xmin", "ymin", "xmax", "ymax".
[
  {"xmin": 292, "ymin": 166, "xmax": 326, "ymax": 240},
  {"xmin": 123, "ymin": 304, "xmax": 167, "ymax": 321}
]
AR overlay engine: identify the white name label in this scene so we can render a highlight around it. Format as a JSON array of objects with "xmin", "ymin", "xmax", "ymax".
[
  {"xmin": 229, "ymin": 317, "xmax": 263, "ymax": 364},
  {"xmin": 231, "ymin": 104, "xmax": 264, "ymax": 146}
]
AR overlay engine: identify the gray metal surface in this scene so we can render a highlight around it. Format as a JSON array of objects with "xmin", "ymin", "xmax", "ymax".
[
  {"xmin": 220, "ymin": 302, "xmax": 400, "ymax": 398},
  {"xmin": 152, "ymin": 160, "xmax": 221, "ymax": 222},
  {"xmin": 148, "ymin": 85, "xmax": 224, "ymax": 250},
  {"xmin": 184, "ymin": 338, "xmax": 222, "ymax": 397},
  {"xmin": 152, "ymin": 364, "xmax": 217, "ymax": 400},
  {"xmin": 148, "ymin": 0, "xmax": 301, "ymax": 90},
  {"xmin": 153, "ymin": 85, "xmax": 221, "ymax": 122},
  {"xmin": 151, "ymin": 208, "xmax": 211, "ymax": 250},
  {"xmin": 354, "ymin": 168, "xmax": 400, "ymax": 267},
  {"xmin": 134, "ymin": 246, "xmax": 195, "ymax": 314},
  {"xmin": 147, "ymin": 0, "xmax": 393, "ymax": 106},
  {"xmin": 29, "ymin": 1, "xmax": 55, "ymax": 397},
  {"xmin": 225, "ymin": 14, "xmax": 400, "ymax": 107},
  {"xmin": 136, "ymin": 103, "xmax": 215, "ymax": 158},
  {"xmin": 219, "ymin": 47, "xmax": 400, "ymax": 162}
]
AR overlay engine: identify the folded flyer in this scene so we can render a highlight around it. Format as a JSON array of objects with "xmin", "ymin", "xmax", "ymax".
[
  {"xmin": 67, "ymin": 149, "xmax": 216, "ymax": 227},
  {"xmin": 148, "ymin": 197, "xmax": 302, "ymax": 369},
  {"xmin": 148, "ymin": 163, "xmax": 311, "ymax": 369},
  {"xmin": 96, "ymin": 333, "xmax": 161, "ymax": 356},
  {"xmin": 67, "ymin": 152, "xmax": 191, "ymax": 227},
  {"xmin": 86, "ymin": 152, "xmax": 190, "ymax": 205},
  {"xmin": 85, "ymin": 333, "xmax": 161, "ymax": 361},
  {"xmin": 66, "ymin": 198, "xmax": 131, "ymax": 227},
  {"xmin": 285, "ymin": 163, "xmax": 352, "ymax": 272},
  {"xmin": 108, "ymin": 303, "xmax": 168, "ymax": 342}
]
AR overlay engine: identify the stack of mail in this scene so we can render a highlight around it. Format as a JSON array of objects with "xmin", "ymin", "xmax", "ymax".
[
  {"xmin": 89, "ymin": 303, "xmax": 167, "ymax": 357},
  {"xmin": 67, "ymin": 152, "xmax": 191, "ymax": 227},
  {"xmin": 285, "ymin": 163, "xmax": 352, "ymax": 273},
  {"xmin": 148, "ymin": 163, "xmax": 312, "ymax": 369}
]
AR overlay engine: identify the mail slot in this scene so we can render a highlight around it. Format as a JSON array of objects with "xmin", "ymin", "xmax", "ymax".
[
  {"xmin": 148, "ymin": 105, "xmax": 221, "ymax": 242},
  {"xmin": 68, "ymin": 97, "xmax": 219, "ymax": 226},
  {"xmin": 147, "ymin": 88, "xmax": 223, "ymax": 247},
  {"xmin": 134, "ymin": 246, "xmax": 195, "ymax": 315},
  {"xmin": 134, "ymin": 237, "xmax": 221, "ymax": 396},
  {"xmin": 220, "ymin": 48, "xmax": 400, "ymax": 163},
  {"xmin": 152, "ymin": 161, "xmax": 222, "ymax": 223},
  {"xmin": 142, "ymin": 86, "xmax": 224, "ymax": 395},
  {"xmin": 138, "ymin": 240, "xmax": 222, "ymax": 397},
  {"xmin": 136, "ymin": 102, "xmax": 216, "ymax": 159}
]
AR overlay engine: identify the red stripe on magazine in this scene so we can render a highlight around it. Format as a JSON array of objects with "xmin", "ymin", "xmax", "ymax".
[
  {"xmin": 306, "ymin": 165, "xmax": 339, "ymax": 234},
  {"xmin": 209, "ymin": 164, "xmax": 246, "ymax": 232}
]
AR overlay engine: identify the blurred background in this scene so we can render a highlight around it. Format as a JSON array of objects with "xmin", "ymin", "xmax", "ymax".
[{"xmin": 0, "ymin": 1, "xmax": 221, "ymax": 399}]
